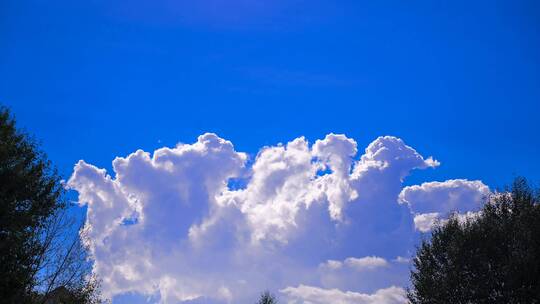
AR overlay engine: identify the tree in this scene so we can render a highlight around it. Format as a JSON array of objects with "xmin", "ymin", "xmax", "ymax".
[
  {"xmin": 408, "ymin": 177, "xmax": 540, "ymax": 304},
  {"xmin": 0, "ymin": 107, "xmax": 103, "ymax": 303},
  {"xmin": 256, "ymin": 291, "xmax": 278, "ymax": 304}
]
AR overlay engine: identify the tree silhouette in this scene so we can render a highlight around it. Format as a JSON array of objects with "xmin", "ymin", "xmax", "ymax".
[
  {"xmin": 408, "ymin": 177, "xmax": 540, "ymax": 303},
  {"xmin": 256, "ymin": 291, "xmax": 278, "ymax": 304},
  {"xmin": 0, "ymin": 107, "xmax": 104, "ymax": 303}
]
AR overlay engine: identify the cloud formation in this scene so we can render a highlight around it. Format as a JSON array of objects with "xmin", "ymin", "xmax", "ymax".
[
  {"xmin": 68, "ymin": 133, "xmax": 489, "ymax": 303},
  {"xmin": 399, "ymin": 179, "xmax": 490, "ymax": 231},
  {"xmin": 281, "ymin": 285, "xmax": 407, "ymax": 304},
  {"xmin": 320, "ymin": 256, "xmax": 389, "ymax": 272}
]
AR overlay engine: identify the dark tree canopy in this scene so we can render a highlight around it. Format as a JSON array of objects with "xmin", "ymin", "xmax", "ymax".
[
  {"xmin": 0, "ymin": 107, "xmax": 103, "ymax": 303},
  {"xmin": 256, "ymin": 291, "xmax": 278, "ymax": 304},
  {"xmin": 408, "ymin": 177, "xmax": 540, "ymax": 304},
  {"xmin": 0, "ymin": 107, "xmax": 64, "ymax": 302}
]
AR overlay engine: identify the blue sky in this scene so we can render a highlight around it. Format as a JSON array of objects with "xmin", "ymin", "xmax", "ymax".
[
  {"xmin": 2, "ymin": 0, "xmax": 539, "ymax": 187},
  {"xmin": 2, "ymin": 1, "xmax": 540, "ymax": 303}
]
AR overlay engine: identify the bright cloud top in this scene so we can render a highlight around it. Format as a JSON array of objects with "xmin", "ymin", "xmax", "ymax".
[
  {"xmin": 68, "ymin": 133, "xmax": 489, "ymax": 303},
  {"xmin": 399, "ymin": 179, "xmax": 490, "ymax": 232},
  {"xmin": 282, "ymin": 285, "xmax": 407, "ymax": 304}
]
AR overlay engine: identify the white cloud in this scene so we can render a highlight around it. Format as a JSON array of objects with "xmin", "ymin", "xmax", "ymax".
[
  {"xmin": 319, "ymin": 256, "xmax": 388, "ymax": 272},
  {"xmin": 344, "ymin": 256, "xmax": 389, "ymax": 271},
  {"xmin": 281, "ymin": 285, "xmax": 406, "ymax": 304},
  {"xmin": 399, "ymin": 179, "xmax": 489, "ymax": 214},
  {"xmin": 319, "ymin": 260, "xmax": 343, "ymax": 270},
  {"xmin": 216, "ymin": 136, "xmax": 318, "ymax": 243},
  {"xmin": 399, "ymin": 179, "xmax": 489, "ymax": 231},
  {"xmin": 67, "ymin": 133, "xmax": 487, "ymax": 303},
  {"xmin": 413, "ymin": 213, "xmax": 440, "ymax": 233}
]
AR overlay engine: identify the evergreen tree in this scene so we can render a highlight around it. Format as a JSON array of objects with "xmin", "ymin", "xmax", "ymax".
[
  {"xmin": 408, "ymin": 177, "xmax": 540, "ymax": 303},
  {"xmin": 256, "ymin": 291, "xmax": 278, "ymax": 304},
  {"xmin": 0, "ymin": 107, "xmax": 104, "ymax": 303}
]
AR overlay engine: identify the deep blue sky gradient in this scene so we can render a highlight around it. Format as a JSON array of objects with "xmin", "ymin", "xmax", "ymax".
[{"xmin": 2, "ymin": 0, "xmax": 539, "ymax": 189}]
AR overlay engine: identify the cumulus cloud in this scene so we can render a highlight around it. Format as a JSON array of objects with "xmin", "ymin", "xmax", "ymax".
[
  {"xmin": 67, "ymin": 133, "xmax": 489, "ymax": 303},
  {"xmin": 345, "ymin": 256, "xmax": 389, "ymax": 271},
  {"xmin": 399, "ymin": 179, "xmax": 489, "ymax": 231},
  {"xmin": 281, "ymin": 285, "xmax": 406, "ymax": 304},
  {"xmin": 319, "ymin": 256, "xmax": 388, "ymax": 272},
  {"xmin": 413, "ymin": 213, "xmax": 440, "ymax": 233}
]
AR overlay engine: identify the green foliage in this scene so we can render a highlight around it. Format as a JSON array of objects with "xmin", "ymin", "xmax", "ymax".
[
  {"xmin": 256, "ymin": 291, "xmax": 278, "ymax": 304},
  {"xmin": 408, "ymin": 177, "xmax": 540, "ymax": 303},
  {"xmin": 0, "ymin": 107, "xmax": 64, "ymax": 302},
  {"xmin": 0, "ymin": 107, "xmax": 105, "ymax": 303}
]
